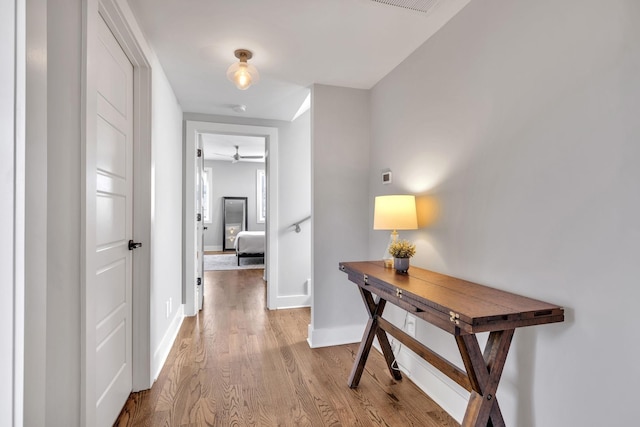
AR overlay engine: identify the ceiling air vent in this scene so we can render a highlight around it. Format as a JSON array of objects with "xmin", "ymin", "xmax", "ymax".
[{"xmin": 370, "ymin": 0, "xmax": 441, "ymax": 14}]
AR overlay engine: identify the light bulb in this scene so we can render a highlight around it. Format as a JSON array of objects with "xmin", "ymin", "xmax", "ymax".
[{"xmin": 233, "ymin": 64, "xmax": 252, "ymax": 90}]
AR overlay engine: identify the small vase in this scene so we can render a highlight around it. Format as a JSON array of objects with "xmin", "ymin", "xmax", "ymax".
[{"xmin": 394, "ymin": 257, "xmax": 410, "ymax": 273}]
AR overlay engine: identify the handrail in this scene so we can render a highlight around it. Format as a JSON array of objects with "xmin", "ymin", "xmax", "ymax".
[{"xmin": 292, "ymin": 215, "xmax": 311, "ymax": 233}]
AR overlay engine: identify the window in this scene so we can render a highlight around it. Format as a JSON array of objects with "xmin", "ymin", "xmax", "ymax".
[
  {"xmin": 257, "ymin": 169, "xmax": 266, "ymax": 223},
  {"xmin": 203, "ymin": 167, "xmax": 213, "ymax": 223}
]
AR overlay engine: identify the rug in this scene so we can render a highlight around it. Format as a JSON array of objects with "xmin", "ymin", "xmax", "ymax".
[{"xmin": 204, "ymin": 253, "xmax": 264, "ymax": 271}]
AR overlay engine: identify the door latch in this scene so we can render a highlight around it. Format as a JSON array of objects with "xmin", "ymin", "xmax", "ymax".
[{"xmin": 128, "ymin": 240, "xmax": 142, "ymax": 250}]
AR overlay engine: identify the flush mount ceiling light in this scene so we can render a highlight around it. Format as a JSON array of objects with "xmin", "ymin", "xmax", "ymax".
[
  {"xmin": 232, "ymin": 104, "xmax": 247, "ymax": 113},
  {"xmin": 226, "ymin": 49, "xmax": 260, "ymax": 90}
]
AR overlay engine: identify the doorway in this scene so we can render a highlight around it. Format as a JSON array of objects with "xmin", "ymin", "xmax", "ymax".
[
  {"xmin": 202, "ymin": 134, "xmax": 266, "ymax": 254},
  {"xmin": 184, "ymin": 121, "xmax": 279, "ymax": 312}
]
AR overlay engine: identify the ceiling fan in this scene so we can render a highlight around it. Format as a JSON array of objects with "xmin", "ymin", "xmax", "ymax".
[{"xmin": 216, "ymin": 145, "xmax": 264, "ymax": 163}]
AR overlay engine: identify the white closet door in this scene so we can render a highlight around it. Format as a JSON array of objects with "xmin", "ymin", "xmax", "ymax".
[{"xmin": 94, "ymin": 14, "xmax": 134, "ymax": 426}]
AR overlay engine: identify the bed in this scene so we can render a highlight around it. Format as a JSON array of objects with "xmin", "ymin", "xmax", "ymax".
[{"xmin": 234, "ymin": 231, "xmax": 265, "ymax": 266}]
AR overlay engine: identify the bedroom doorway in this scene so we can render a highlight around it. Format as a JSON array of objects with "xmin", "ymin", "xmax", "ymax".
[
  {"xmin": 184, "ymin": 121, "xmax": 279, "ymax": 313},
  {"xmin": 200, "ymin": 138, "xmax": 267, "ymax": 272}
]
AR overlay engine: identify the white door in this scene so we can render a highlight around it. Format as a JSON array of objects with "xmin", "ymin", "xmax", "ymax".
[
  {"xmin": 196, "ymin": 136, "xmax": 205, "ymax": 310},
  {"xmin": 94, "ymin": 15, "xmax": 134, "ymax": 426}
]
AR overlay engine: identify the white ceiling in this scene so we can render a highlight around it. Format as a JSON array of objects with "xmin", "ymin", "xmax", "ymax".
[{"xmin": 127, "ymin": 0, "xmax": 471, "ymax": 122}]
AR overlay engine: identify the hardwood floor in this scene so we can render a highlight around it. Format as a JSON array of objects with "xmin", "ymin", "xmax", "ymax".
[{"xmin": 115, "ymin": 269, "xmax": 458, "ymax": 426}]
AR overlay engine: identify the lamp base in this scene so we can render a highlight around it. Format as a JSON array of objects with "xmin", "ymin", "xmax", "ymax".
[{"xmin": 382, "ymin": 230, "xmax": 398, "ymax": 268}]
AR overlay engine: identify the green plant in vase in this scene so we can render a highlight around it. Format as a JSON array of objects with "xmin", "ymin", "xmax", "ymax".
[{"xmin": 388, "ymin": 239, "xmax": 416, "ymax": 273}]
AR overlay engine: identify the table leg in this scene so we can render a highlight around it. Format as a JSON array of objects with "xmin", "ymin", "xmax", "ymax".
[
  {"xmin": 360, "ymin": 288, "xmax": 403, "ymax": 381},
  {"xmin": 348, "ymin": 288, "xmax": 401, "ymax": 387},
  {"xmin": 455, "ymin": 329, "xmax": 514, "ymax": 427}
]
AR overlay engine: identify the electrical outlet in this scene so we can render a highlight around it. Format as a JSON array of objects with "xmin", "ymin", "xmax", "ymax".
[{"xmin": 406, "ymin": 314, "xmax": 416, "ymax": 337}]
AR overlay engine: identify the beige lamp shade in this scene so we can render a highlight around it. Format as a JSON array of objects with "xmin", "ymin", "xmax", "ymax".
[{"xmin": 373, "ymin": 195, "xmax": 418, "ymax": 230}]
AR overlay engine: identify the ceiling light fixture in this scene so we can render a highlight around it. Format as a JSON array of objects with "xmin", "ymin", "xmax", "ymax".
[
  {"xmin": 232, "ymin": 104, "xmax": 247, "ymax": 113},
  {"xmin": 226, "ymin": 49, "xmax": 259, "ymax": 90}
]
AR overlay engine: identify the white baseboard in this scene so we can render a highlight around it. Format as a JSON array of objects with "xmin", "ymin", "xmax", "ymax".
[
  {"xmin": 307, "ymin": 323, "xmax": 365, "ymax": 348},
  {"xmin": 277, "ymin": 294, "xmax": 310, "ymax": 309},
  {"xmin": 152, "ymin": 304, "xmax": 184, "ymax": 381},
  {"xmin": 205, "ymin": 245, "xmax": 221, "ymax": 251},
  {"xmin": 372, "ymin": 341, "xmax": 468, "ymax": 423}
]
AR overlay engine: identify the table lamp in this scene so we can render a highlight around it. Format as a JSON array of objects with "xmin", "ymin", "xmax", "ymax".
[{"xmin": 373, "ymin": 195, "xmax": 418, "ymax": 268}]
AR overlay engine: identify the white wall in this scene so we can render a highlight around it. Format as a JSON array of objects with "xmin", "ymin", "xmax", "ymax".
[
  {"xmin": 150, "ymin": 58, "xmax": 184, "ymax": 379},
  {"xmin": 24, "ymin": 0, "xmax": 48, "ymax": 425},
  {"xmin": 308, "ymin": 85, "xmax": 371, "ymax": 347},
  {"xmin": 45, "ymin": 0, "xmax": 81, "ymax": 423},
  {"xmin": 277, "ymin": 110, "xmax": 311, "ymax": 302},
  {"xmin": 369, "ymin": 0, "xmax": 640, "ymax": 424},
  {"xmin": 204, "ymin": 159, "xmax": 265, "ymax": 250}
]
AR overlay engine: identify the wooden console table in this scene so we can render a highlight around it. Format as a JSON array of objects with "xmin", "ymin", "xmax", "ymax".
[{"xmin": 340, "ymin": 261, "xmax": 564, "ymax": 427}]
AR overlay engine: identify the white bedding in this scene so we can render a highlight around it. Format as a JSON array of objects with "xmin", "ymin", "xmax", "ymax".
[{"xmin": 234, "ymin": 231, "xmax": 265, "ymax": 254}]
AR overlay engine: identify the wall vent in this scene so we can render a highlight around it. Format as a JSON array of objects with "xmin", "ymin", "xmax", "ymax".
[{"xmin": 370, "ymin": 0, "xmax": 441, "ymax": 14}]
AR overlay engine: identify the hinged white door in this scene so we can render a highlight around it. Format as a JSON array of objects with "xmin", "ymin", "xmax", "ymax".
[{"xmin": 94, "ymin": 15, "xmax": 134, "ymax": 426}]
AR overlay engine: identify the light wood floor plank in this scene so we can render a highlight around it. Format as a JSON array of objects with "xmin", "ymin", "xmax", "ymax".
[{"xmin": 115, "ymin": 269, "xmax": 459, "ymax": 426}]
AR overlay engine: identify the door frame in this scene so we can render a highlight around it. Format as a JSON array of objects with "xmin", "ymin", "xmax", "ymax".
[
  {"xmin": 196, "ymin": 134, "xmax": 205, "ymax": 311},
  {"xmin": 82, "ymin": 0, "xmax": 152, "ymax": 424},
  {"xmin": 184, "ymin": 121, "xmax": 279, "ymax": 312},
  {"xmin": 2, "ymin": 0, "xmax": 25, "ymax": 424}
]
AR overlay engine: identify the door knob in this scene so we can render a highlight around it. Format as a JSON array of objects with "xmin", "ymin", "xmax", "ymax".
[{"xmin": 128, "ymin": 240, "xmax": 142, "ymax": 250}]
